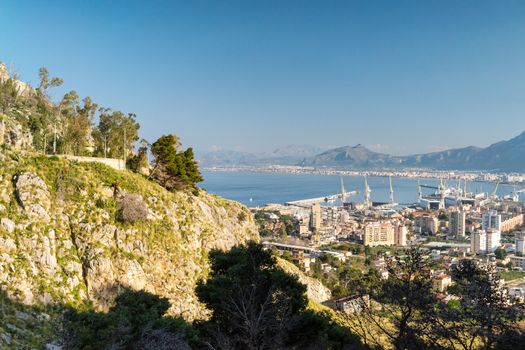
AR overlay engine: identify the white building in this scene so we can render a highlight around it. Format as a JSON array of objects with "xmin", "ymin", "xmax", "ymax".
[
  {"xmin": 471, "ymin": 231, "xmax": 487, "ymax": 254},
  {"xmin": 482, "ymin": 211, "xmax": 501, "ymax": 232},
  {"xmin": 511, "ymin": 256, "xmax": 525, "ymax": 270},
  {"xmin": 471, "ymin": 229, "xmax": 501, "ymax": 255},
  {"xmin": 486, "ymin": 230, "xmax": 501, "ymax": 252},
  {"xmin": 516, "ymin": 233, "xmax": 525, "ymax": 255}
]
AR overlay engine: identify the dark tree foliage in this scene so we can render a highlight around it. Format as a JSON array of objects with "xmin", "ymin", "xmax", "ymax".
[
  {"xmin": 149, "ymin": 134, "xmax": 203, "ymax": 192},
  {"xmin": 62, "ymin": 289, "xmax": 192, "ymax": 350},
  {"xmin": 195, "ymin": 241, "xmax": 365, "ymax": 350},
  {"xmin": 439, "ymin": 260, "xmax": 524, "ymax": 350},
  {"xmin": 127, "ymin": 139, "xmax": 150, "ymax": 174},
  {"xmin": 349, "ymin": 248, "xmax": 441, "ymax": 350},
  {"xmin": 347, "ymin": 251, "xmax": 525, "ymax": 350}
]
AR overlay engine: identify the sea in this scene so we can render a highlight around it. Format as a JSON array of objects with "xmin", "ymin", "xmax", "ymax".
[{"xmin": 201, "ymin": 171, "xmax": 519, "ymax": 207}]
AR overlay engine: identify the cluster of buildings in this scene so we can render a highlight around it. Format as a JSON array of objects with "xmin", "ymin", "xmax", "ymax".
[{"xmin": 255, "ymin": 176, "xmax": 525, "ymax": 314}]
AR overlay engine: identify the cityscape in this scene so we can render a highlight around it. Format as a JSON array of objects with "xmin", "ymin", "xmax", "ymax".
[
  {"xmin": 254, "ymin": 174, "xmax": 525, "ymax": 311},
  {"xmin": 3, "ymin": 1, "xmax": 525, "ymax": 349}
]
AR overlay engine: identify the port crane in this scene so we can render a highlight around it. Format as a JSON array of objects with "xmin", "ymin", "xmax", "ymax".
[
  {"xmin": 364, "ymin": 176, "xmax": 372, "ymax": 208},
  {"xmin": 491, "ymin": 182, "xmax": 500, "ymax": 198},
  {"xmin": 511, "ymin": 188, "xmax": 525, "ymax": 202},
  {"xmin": 389, "ymin": 176, "xmax": 395, "ymax": 204}
]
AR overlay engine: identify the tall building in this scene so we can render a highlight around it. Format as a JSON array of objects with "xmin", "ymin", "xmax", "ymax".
[
  {"xmin": 482, "ymin": 211, "xmax": 501, "ymax": 232},
  {"xmin": 449, "ymin": 210, "xmax": 466, "ymax": 238},
  {"xmin": 363, "ymin": 222, "xmax": 395, "ymax": 247},
  {"xmin": 486, "ymin": 229, "xmax": 501, "ymax": 252},
  {"xmin": 414, "ymin": 215, "xmax": 439, "ymax": 235},
  {"xmin": 471, "ymin": 229, "xmax": 501, "ymax": 255},
  {"xmin": 471, "ymin": 231, "xmax": 487, "ymax": 254},
  {"xmin": 516, "ymin": 233, "xmax": 525, "ymax": 255},
  {"xmin": 394, "ymin": 224, "xmax": 407, "ymax": 246},
  {"xmin": 310, "ymin": 204, "xmax": 321, "ymax": 231}
]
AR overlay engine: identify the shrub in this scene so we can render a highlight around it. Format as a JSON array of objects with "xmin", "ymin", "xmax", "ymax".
[{"xmin": 117, "ymin": 193, "xmax": 148, "ymax": 224}]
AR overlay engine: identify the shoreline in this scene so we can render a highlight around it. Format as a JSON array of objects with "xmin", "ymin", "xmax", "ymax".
[{"xmin": 203, "ymin": 165, "xmax": 525, "ymax": 185}]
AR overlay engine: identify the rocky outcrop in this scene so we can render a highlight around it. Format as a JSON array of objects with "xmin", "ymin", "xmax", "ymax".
[
  {"xmin": 0, "ymin": 114, "xmax": 33, "ymax": 149},
  {"xmin": 278, "ymin": 258, "xmax": 332, "ymax": 303},
  {"xmin": 0, "ymin": 154, "xmax": 259, "ymax": 321},
  {"xmin": 0, "ymin": 63, "xmax": 33, "ymax": 97}
]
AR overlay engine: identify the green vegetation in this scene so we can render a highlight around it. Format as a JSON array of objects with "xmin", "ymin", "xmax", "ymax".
[
  {"xmin": 0, "ymin": 291, "xmax": 59, "ymax": 349},
  {"xmin": 195, "ymin": 242, "xmax": 365, "ymax": 349},
  {"xmin": 495, "ymin": 247, "xmax": 507, "ymax": 260},
  {"xmin": 62, "ymin": 289, "xmax": 193, "ymax": 349},
  {"xmin": 253, "ymin": 210, "xmax": 299, "ymax": 238},
  {"xmin": 148, "ymin": 134, "xmax": 203, "ymax": 192},
  {"xmin": 344, "ymin": 250, "xmax": 525, "ymax": 350},
  {"xmin": 499, "ymin": 271, "xmax": 525, "ymax": 282}
]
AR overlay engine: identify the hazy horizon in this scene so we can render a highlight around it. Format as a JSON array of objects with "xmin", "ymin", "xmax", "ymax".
[{"xmin": 3, "ymin": 0, "xmax": 525, "ymax": 155}]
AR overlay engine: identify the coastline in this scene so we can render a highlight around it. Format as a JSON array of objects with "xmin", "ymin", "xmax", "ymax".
[{"xmin": 202, "ymin": 165, "xmax": 525, "ymax": 185}]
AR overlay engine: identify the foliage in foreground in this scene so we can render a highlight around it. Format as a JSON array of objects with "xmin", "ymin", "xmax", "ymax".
[
  {"xmin": 343, "ymin": 248, "xmax": 525, "ymax": 350},
  {"xmin": 195, "ymin": 241, "xmax": 365, "ymax": 349},
  {"xmin": 62, "ymin": 289, "xmax": 193, "ymax": 350}
]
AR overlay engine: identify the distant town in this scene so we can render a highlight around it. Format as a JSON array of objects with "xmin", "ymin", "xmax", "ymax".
[
  {"xmin": 205, "ymin": 165, "xmax": 525, "ymax": 185},
  {"xmin": 253, "ymin": 173, "xmax": 525, "ymax": 313}
]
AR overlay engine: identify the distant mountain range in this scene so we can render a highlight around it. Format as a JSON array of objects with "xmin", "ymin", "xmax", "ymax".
[
  {"xmin": 199, "ymin": 131, "xmax": 525, "ymax": 172},
  {"xmin": 197, "ymin": 145, "xmax": 326, "ymax": 167},
  {"xmin": 301, "ymin": 131, "xmax": 525, "ymax": 172}
]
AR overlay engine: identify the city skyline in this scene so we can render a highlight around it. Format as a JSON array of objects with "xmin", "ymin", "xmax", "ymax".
[{"xmin": 2, "ymin": 0, "xmax": 525, "ymax": 154}]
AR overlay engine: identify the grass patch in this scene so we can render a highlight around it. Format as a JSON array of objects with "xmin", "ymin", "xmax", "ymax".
[{"xmin": 499, "ymin": 271, "xmax": 525, "ymax": 282}]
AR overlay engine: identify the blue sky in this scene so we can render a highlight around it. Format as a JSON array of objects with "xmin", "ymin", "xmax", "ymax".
[{"xmin": 2, "ymin": 0, "xmax": 525, "ymax": 155}]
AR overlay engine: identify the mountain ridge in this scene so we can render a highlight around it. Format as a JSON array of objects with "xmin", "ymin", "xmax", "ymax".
[{"xmin": 302, "ymin": 131, "xmax": 525, "ymax": 171}]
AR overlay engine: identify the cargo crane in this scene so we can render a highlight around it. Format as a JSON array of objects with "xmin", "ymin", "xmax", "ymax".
[
  {"xmin": 364, "ymin": 176, "xmax": 372, "ymax": 208},
  {"xmin": 512, "ymin": 188, "xmax": 525, "ymax": 202},
  {"xmin": 491, "ymin": 182, "xmax": 500, "ymax": 199},
  {"xmin": 417, "ymin": 178, "xmax": 423, "ymax": 204},
  {"xmin": 389, "ymin": 176, "xmax": 395, "ymax": 204},
  {"xmin": 419, "ymin": 179, "xmax": 446, "ymax": 209}
]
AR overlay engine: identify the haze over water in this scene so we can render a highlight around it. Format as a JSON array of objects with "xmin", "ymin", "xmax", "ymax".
[{"xmin": 202, "ymin": 172, "xmax": 517, "ymax": 207}]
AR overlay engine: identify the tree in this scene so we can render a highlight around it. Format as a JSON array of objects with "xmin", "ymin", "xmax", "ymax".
[
  {"xmin": 127, "ymin": 139, "xmax": 150, "ymax": 174},
  {"xmin": 37, "ymin": 67, "xmax": 63, "ymax": 99},
  {"xmin": 93, "ymin": 109, "xmax": 139, "ymax": 158},
  {"xmin": 346, "ymin": 248, "xmax": 443, "ymax": 350},
  {"xmin": 62, "ymin": 289, "xmax": 192, "ymax": 349},
  {"xmin": 57, "ymin": 92, "xmax": 96, "ymax": 155},
  {"xmin": 196, "ymin": 242, "xmax": 364, "ymax": 349},
  {"xmin": 439, "ymin": 260, "xmax": 523, "ymax": 350},
  {"xmin": 149, "ymin": 134, "xmax": 202, "ymax": 191},
  {"xmin": 494, "ymin": 247, "xmax": 507, "ymax": 260}
]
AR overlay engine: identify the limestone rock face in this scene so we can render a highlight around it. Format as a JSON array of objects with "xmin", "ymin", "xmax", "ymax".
[
  {"xmin": 278, "ymin": 258, "xmax": 332, "ymax": 303},
  {"xmin": 0, "ymin": 114, "xmax": 33, "ymax": 149},
  {"xmin": 0, "ymin": 154, "xmax": 259, "ymax": 321},
  {"xmin": 14, "ymin": 172, "xmax": 51, "ymax": 222}
]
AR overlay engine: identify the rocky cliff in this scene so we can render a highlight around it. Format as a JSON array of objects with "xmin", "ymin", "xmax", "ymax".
[{"xmin": 0, "ymin": 151, "xmax": 258, "ymax": 322}]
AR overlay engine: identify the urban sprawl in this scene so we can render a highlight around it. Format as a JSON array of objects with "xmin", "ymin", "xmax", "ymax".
[{"xmin": 254, "ymin": 174, "xmax": 525, "ymax": 314}]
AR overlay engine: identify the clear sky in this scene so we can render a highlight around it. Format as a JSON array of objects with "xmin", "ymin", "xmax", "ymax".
[{"xmin": 2, "ymin": 0, "xmax": 525, "ymax": 155}]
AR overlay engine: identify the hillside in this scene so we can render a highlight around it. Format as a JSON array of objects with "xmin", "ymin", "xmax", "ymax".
[{"xmin": 0, "ymin": 151, "xmax": 258, "ymax": 322}]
